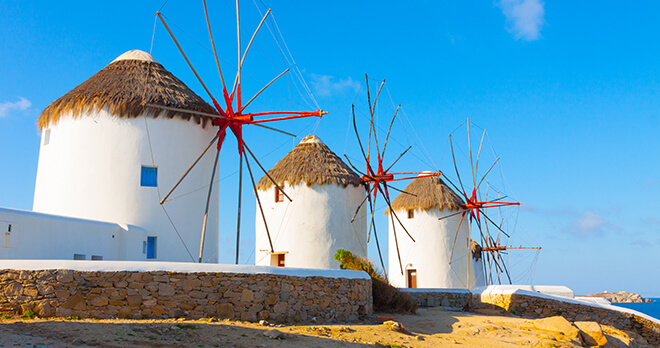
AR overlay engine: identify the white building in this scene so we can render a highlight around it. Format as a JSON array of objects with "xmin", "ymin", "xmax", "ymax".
[
  {"xmin": 386, "ymin": 173, "xmax": 484, "ymax": 289},
  {"xmin": 254, "ymin": 135, "xmax": 367, "ymax": 269},
  {"xmin": 2, "ymin": 50, "xmax": 219, "ymax": 262}
]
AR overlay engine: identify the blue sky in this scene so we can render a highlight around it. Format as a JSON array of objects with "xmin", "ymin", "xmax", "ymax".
[{"xmin": 1, "ymin": 1, "xmax": 659, "ymax": 296}]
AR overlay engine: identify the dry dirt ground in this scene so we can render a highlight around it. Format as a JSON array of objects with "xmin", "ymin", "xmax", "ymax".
[{"xmin": 0, "ymin": 307, "xmax": 650, "ymax": 347}]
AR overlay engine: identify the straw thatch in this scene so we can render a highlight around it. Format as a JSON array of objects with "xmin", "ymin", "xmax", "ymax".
[
  {"xmin": 256, "ymin": 135, "xmax": 363, "ymax": 190},
  {"xmin": 387, "ymin": 175, "xmax": 464, "ymax": 214},
  {"xmin": 37, "ymin": 54, "xmax": 218, "ymax": 129},
  {"xmin": 471, "ymin": 239, "xmax": 482, "ymax": 261}
]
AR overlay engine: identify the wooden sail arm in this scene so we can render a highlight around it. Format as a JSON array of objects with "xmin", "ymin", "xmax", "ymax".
[
  {"xmin": 483, "ymin": 246, "xmax": 542, "ymax": 252},
  {"xmin": 245, "ymin": 110, "xmax": 326, "ymax": 123},
  {"xmin": 361, "ymin": 174, "xmax": 394, "ymax": 182},
  {"xmin": 361, "ymin": 171, "xmax": 439, "ymax": 183},
  {"xmin": 464, "ymin": 201, "xmax": 521, "ymax": 210}
]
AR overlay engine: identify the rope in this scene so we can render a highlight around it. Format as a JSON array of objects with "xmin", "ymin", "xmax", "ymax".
[
  {"xmin": 140, "ymin": 57, "xmax": 196, "ymax": 262},
  {"xmin": 150, "ymin": 15, "xmax": 158, "ymax": 55}
]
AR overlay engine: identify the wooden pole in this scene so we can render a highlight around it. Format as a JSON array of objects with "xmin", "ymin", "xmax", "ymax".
[
  {"xmin": 235, "ymin": 153, "xmax": 243, "ymax": 264},
  {"xmin": 240, "ymin": 69, "xmax": 289, "ymax": 112},
  {"xmin": 157, "ymin": 12, "xmax": 217, "ymax": 103},
  {"xmin": 160, "ymin": 134, "xmax": 219, "ymax": 204},
  {"xmin": 245, "ymin": 156, "xmax": 274, "ymax": 252},
  {"xmin": 448, "ymin": 212, "xmax": 466, "ymax": 265},
  {"xmin": 243, "ymin": 142, "xmax": 292, "ymax": 202},
  {"xmin": 199, "ymin": 146, "xmax": 220, "ymax": 263},
  {"xmin": 203, "ymin": 0, "xmax": 228, "ymax": 91},
  {"xmin": 232, "ymin": 9, "xmax": 272, "ymax": 97},
  {"xmin": 368, "ymin": 195, "xmax": 388, "ymax": 282}
]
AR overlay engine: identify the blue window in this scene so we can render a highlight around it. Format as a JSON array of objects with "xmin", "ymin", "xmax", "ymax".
[
  {"xmin": 141, "ymin": 166, "xmax": 158, "ymax": 187},
  {"xmin": 147, "ymin": 236, "xmax": 157, "ymax": 259}
]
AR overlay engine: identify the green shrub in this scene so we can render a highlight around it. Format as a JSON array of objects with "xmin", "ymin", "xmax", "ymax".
[
  {"xmin": 335, "ymin": 249, "xmax": 417, "ymax": 314},
  {"xmin": 22, "ymin": 310, "xmax": 36, "ymax": 319}
]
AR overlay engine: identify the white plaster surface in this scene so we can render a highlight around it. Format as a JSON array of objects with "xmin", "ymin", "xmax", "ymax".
[
  {"xmin": 473, "ymin": 285, "xmax": 575, "ymax": 299},
  {"xmin": 111, "ymin": 50, "xmax": 158, "ymax": 63},
  {"xmin": 388, "ymin": 207, "xmax": 475, "ymax": 289},
  {"xmin": 32, "ymin": 109, "xmax": 218, "ymax": 262},
  {"xmin": 0, "ymin": 260, "xmax": 370, "ymax": 280},
  {"xmin": 574, "ymin": 296, "xmax": 612, "ymax": 306},
  {"xmin": 255, "ymin": 183, "xmax": 367, "ymax": 269},
  {"xmin": 0, "ymin": 207, "xmax": 145, "ymax": 260}
]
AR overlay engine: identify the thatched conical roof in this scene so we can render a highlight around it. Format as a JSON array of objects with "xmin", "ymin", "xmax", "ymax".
[
  {"xmin": 387, "ymin": 173, "xmax": 464, "ymax": 213},
  {"xmin": 37, "ymin": 50, "xmax": 218, "ymax": 129},
  {"xmin": 256, "ymin": 135, "xmax": 363, "ymax": 190}
]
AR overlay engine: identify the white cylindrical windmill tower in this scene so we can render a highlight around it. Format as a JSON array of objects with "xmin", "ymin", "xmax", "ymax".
[
  {"xmin": 254, "ymin": 135, "xmax": 366, "ymax": 269},
  {"xmin": 387, "ymin": 173, "xmax": 483, "ymax": 289},
  {"xmin": 33, "ymin": 50, "xmax": 219, "ymax": 262}
]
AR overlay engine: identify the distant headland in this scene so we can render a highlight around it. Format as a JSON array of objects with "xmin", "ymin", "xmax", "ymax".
[{"xmin": 581, "ymin": 291, "xmax": 655, "ymax": 303}]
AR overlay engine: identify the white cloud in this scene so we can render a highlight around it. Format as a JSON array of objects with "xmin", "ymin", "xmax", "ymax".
[
  {"xmin": 0, "ymin": 97, "xmax": 32, "ymax": 117},
  {"xmin": 568, "ymin": 211, "xmax": 620, "ymax": 237},
  {"xmin": 497, "ymin": 0, "xmax": 545, "ymax": 41},
  {"xmin": 309, "ymin": 74, "xmax": 361, "ymax": 98}
]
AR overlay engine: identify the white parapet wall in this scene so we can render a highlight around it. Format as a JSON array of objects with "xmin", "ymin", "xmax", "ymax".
[{"xmin": 0, "ymin": 207, "xmax": 146, "ymax": 261}]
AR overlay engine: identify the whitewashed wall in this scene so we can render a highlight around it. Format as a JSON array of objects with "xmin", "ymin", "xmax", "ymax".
[
  {"xmin": 388, "ymin": 208, "xmax": 476, "ymax": 289},
  {"xmin": 255, "ymin": 183, "xmax": 367, "ymax": 269},
  {"xmin": 0, "ymin": 207, "xmax": 145, "ymax": 260},
  {"xmin": 32, "ymin": 110, "xmax": 218, "ymax": 262}
]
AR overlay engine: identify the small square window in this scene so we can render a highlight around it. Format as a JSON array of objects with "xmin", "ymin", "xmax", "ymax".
[
  {"xmin": 141, "ymin": 166, "xmax": 158, "ymax": 187},
  {"xmin": 73, "ymin": 254, "xmax": 86, "ymax": 260},
  {"xmin": 44, "ymin": 129, "xmax": 51, "ymax": 146},
  {"xmin": 270, "ymin": 253, "xmax": 285, "ymax": 267},
  {"xmin": 91, "ymin": 255, "xmax": 103, "ymax": 261},
  {"xmin": 408, "ymin": 209, "xmax": 414, "ymax": 219},
  {"xmin": 147, "ymin": 236, "xmax": 157, "ymax": 259},
  {"xmin": 275, "ymin": 187, "xmax": 284, "ymax": 203}
]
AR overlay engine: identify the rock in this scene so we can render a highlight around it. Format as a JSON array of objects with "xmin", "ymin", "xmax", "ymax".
[
  {"xmin": 574, "ymin": 321, "xmax": 607, "ymax": 347},
  {"xmin": 216, "ymin": 303, "xmax": 234, "ymax": 319},
  {"xmin": 240, "ymin": 289, "xmax": 254, "ymax": 303},
  {"xmin": 158, "ymin": 284, "xmax": 175, "ymax": 297},
  {"xmin": 71, "ymin": 338, "xmax": 85, "ymax": 345},
  {"xmin": 532, "ymin": 316, "xmax": 581, "ymax": 343},
  {"xmin": 4, "ymin": 283, "xmax": 23, "ymax": 297},
  {"xmin": 383, "ymin": 320, "xmax": 410, "ymax": 334},
  {"xmin": 60, "ymin": 292, "xmax": 87, "ymax": 310},
  {"xmin": 56, "ymin": 271, "xmax": 73, "ymax": 283},
  {"xmin": 273, "ymin": 302, "xmax": 287, "ymax": 314},
  {"xmin": 126, "ymin": 295, "xmax": 142, "ymax": 307},
  {"xmin": 263, "ymin": 329, "xmax": 286, "ymax": 339},
  {"xmin": 259, "ymin": 319, "xmax": 269, "ymax": 326},
  {"xmin": 34, "ymin": 300, "xmax": 52, "ymax": 317},
  {"xmin": 171, "ymin": 309, "xmax": 186, "ymax": 318},
  {"xmin": 89, "ymin": 297, "xmax": 109, "ymax": 307}
]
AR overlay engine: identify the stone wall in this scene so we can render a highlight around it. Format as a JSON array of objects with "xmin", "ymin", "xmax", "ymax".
[
  {"xmin": 400, "ymin": 289, "xmax": 471, "ymax": 309},
  {"xmin": 0, "ymin": 268, "xmax": 372, "ymax": 322},
  {"xmin": 475, "ymin": 291, "xmax": 660, "ymax": 346}
]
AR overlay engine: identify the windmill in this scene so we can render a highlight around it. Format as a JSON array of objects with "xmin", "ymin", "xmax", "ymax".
[
  {"xmin": 440, "ymin": 118, "xmax": 540, "ymax": 285},
  {"xmin": 343, "ymin": 74, "xmax": 439, "ymax": 279},
  {"xmin": 149, "ymin": 1, "xmax": 326, "ymax": 263}
]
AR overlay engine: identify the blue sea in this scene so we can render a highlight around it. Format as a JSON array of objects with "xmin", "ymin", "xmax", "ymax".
[{"xmin": 613, "ymin": 298, "xmax": 660, "ymax": 320}]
